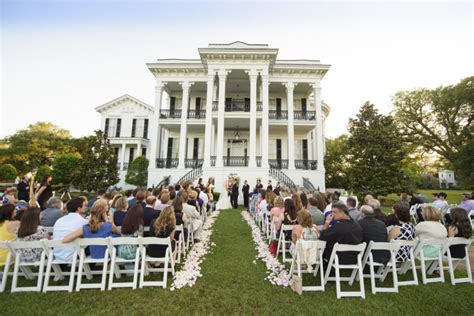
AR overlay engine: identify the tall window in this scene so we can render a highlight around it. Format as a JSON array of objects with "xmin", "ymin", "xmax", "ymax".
[
  {"xmin": 133, "ymin": 119, "xmax": 149, "ymax": 138},
  {"xmin": 129, "ymin": 147, "xmax": 135, "ymax": 163},
  {"xmin": 105, "ymin": 118, "xmax": 121, "ymax": 138}
]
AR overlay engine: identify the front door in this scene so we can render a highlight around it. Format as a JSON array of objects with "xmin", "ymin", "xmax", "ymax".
[
  {"xmin": 276, "ymin": 98, "xmax": 282, "ymax": 118},
  {"xmin": 166, "ymin": 138, "xmax": 173, "ymax": 168},
  {"xmin": 302, "ymin": 139, "xmax": 308, "ymax": 169},
  {"xmin": 225, "ymin": 97, "xmax": 232, "ymax": 111},
  {"xmin": 193, "ymin": 138, "xmax": 199, "ymax": 160},
  {"xmin": 195, "ymin": 97, "xmax": 201, "ymax": 117},
  {"xmin": 170, "ymin": 97, "xmax": 176, "ymax": 117},
  {"xmin": 276, "ymin": 139, "xmax": 282, "ymax": 168},
  {"xmin": 245, "ymin": 97, "xmax": 250, "ymax": 112}
]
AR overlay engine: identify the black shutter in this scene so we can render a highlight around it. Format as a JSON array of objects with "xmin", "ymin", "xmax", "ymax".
[
  {"xmin": 131, "ymin": 119, "xmax": 136, "ymax": 137},
  {"xmin": 104, "ymin": 118, "xmax": 109, "ymax": 137},
  {"xmin": 301, "ymin": 98, "xmax": 307, "ymax": 112},
  {"xmin": 116, "ymin": 119, "xmax": 121, "ymax": 137},
  {"xmin": 141, "ymin": 147, "xmax": 146, "ymax": 157},
  {"xmin": 143, "ymin": 119, "xmax": 149, "ymax": 139}
]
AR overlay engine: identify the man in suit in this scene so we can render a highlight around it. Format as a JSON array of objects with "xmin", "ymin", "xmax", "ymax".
[
  {"xmin": 242, "ymin": 180, "xmax": 250, "ymax": 208},
  {"xmin": 231, "ymin": 181, "xmax": 239, "ymax": 209}
]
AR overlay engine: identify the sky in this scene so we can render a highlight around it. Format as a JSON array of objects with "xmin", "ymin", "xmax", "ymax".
[{"xmin": 1, "ymin": 0, "xmax": 473, "ymax": 139}]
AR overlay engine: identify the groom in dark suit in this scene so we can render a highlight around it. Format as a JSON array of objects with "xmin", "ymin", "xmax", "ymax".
[{"xmin": 231, "ymin": 181, "xmax": 239, "ymax": 209}]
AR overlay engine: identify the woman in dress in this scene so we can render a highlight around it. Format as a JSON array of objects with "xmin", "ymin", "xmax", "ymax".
[
  {"xmin": 0, "ymin": 204, "xmax": 20, "ymax": 265},
  {"xmin": 16, "ymin": 207, "xmax": 50, "ymax": 262},
  {"xmin": 215, "ymin": 179, "xmax": 233, "ymax": 210},
  {"xmin": 36, "ymin": 175, "xmax": 53, "ymax": 210},
  {"xmin": 117, "ymin": 204, "xmax": 144, "ymax": 259},
  {"xmin": 388, "ymin": 204, "xmax": 416, "ymax": 261},
  {"xmin": 447, "ymin": 207, "xmax": 472, "ymax": 258},
  {"xmin": 148, "ymin": 206, "xmax": 176, "ymax": 262}
]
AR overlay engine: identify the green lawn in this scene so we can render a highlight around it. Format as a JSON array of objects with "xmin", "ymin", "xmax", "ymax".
[{"xmin": 1, "ymin": 208, "xmax": 473, "ymax": 315}]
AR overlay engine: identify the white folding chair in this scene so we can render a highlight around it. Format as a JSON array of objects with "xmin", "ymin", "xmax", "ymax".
[
  {"xmin": 361, "ymin": 241, "xmax": 400, "ymax": 294},
  {"xmin": 0, "ymin": 241, "xmax": 13, "ymax": 293},
  {"xmin": 8, "ymin": 240, "xmax": 46, "ymax": 292},
  {"xmin": 276, "ymin": 224, "xmax": 294, "ymax": 263},
  {"xmin": 186, "ymin": 222, "xmax": 194, "ymax": 249},
  {"xmin": 139, "ymin": 237, "xmax": 174, "ymax": 288},
  {"xmin": 76, "ymin": 238, "xmax": 110, "ymax": 291},
  {"xmin": 289, "ymin": 240, "xmax": 326, "ymax": 292},
  {"xmin": 108, "ymin": 237, "xmax": 141, "ymax": 290},
  {"xmin": 44, "ymin": 226, "xmax": 54, "ymax": 234},
  {"xmin": 388, "ymin": 239, "xmax": 419, "ymax": 286},
  {"xmin": 324, "ymin": 242, "xmax": 366, "ymax": 299},
  {"xmin": 268, "ymin": 217, "xmax": 280, "ymax": 244},
  {"xmin": 42, "ymin": 239, "xmax": 78, "ymax": 292},
  {"xmin": 430, "ymin": 237, "xmax": 472, "ymax": 285},
  {"xmin": 174, "ymin": 224, "xmax": 186, "ymax": 263},
  {"xmin": 409, "ymin": 204, "xmax": 418, "ymax": 224},
  {"xmin": 414, "ymin": 238, "xmax": 447, "ymax": 284}
]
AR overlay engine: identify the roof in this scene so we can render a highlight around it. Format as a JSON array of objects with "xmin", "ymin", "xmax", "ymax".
[{"xmin": 95, "ymin": 94, "xmax": 153, "ymax": 113}]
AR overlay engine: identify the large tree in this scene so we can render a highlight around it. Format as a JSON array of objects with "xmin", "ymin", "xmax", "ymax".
[
  {"xmin": 75, "ymin": 130, "xmax": 119, "ymax": 192},
  {"xmin": 347, "ymin": 102, "xmax": 408, "ymax": 197},
  {"xmin": 52, "ymin": 153, "xmax": 81, "ymax": 189},
  {"xmin": 0, "ymin": 122, "xmax": 75, "ymax": 173},
  {"xmin": 125, "ymin": 156, "xmax": 149, "ymax": 187},
  {"xmin": 392, "ymin": 76, "xmax": 474, "ymax": 164},
  {"xmin": 324, "ymin": 135, "xmax": 350, "ymax": 189}
]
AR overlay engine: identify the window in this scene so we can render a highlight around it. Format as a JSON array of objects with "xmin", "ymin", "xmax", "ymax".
[
  {"xmin": 133, "ymin": 119, "xmax": 148, "ymax": 138},
  {"xmin": 129, "ymin": 147, "xmax": 135, "ymax": 163},
  {"xmin": 141, "ymin": 147, "xmax": 147, "ymax": 157},
  {"xmin": 105, "ymin": 118, "xmax": 121, "ymax": 138},
  {"xmin": 131, "ymin": 119, "xmax": 137, "ymax": 137}
]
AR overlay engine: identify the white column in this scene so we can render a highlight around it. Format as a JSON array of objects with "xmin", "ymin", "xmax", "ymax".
[
  {"xmin": 313, "ymin": 79, "xmax": 325, "ymax": 171},
  {"xmin": 148, "ymin": 81, "xmax": 164, "ymax": 171},
  {"xmin": 178, "ymin": 81, "xmax": 191, "ymax": 169},
  {"xmin": 285, "ymin": 82, "xmax": 296, "ymax": 170},
  {"xmin": 203, "ymin": 72, "xmax": 214, "ymax": 167},
  {"xmin": 120, "ymin": 143, "xmax": 126, "ymax": 170},
  {"xmin": 137, "ymin": 142, "xmax": 141, "ymax": 157},
  {"xmin": 248, "ymin": 69, "xmax": 258, "ymax": 168},
  {"xmin": 261, "ymin": 74, "xmax": 269, "ymax": 168},
  {"xmin": 215, "ymin": 69, "xmax": 227, "ymax": 168}
]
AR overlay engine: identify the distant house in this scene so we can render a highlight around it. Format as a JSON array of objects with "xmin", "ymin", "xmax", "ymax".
[{"xmin": 438, "ymin": 170, "xmax": 456, "ymax": 188}]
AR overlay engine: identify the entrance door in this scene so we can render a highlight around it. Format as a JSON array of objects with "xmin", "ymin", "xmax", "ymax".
[
  {"xmin": 244, "ymin": 97, "xmax": 250, "ymax": 112},
  {"xmin": 195, "ymin": 97, "xmax": 201, "ymax": 117},
  {"xmin": 193, "ymin": 138, "xmax": 199, "ymax": 160},
  {"xmin": 170, "ymin": 97, "xmax": 176, "ymax": 117},
  {"xmin": 276, "ymin": 98, "xmax": 282, "ymax": 118},
  {"xmin": 302, "ymin": 139, "xmax": 308, "ymax": 169},
  {"xmin": 276, "ymin": 139, "xmax": 282, "ymax": 168},
  {"xmin": 166, "ymin": 138, "xmax": 173, "ymax": 168},
  {"xmin": 225, "ymin": 97, "xmax": 232, "ymax": 111}
]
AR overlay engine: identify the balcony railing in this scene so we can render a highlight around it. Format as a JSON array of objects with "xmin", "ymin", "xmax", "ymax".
[
  {"xmin": 156, "ymin": 158, "xmax": 179, "ymax": 169},
  {"xmin": 210, "ymin": 156, "xmax": 216, "ymax": 167},
  {"xmin": 185, "ymin": 159, "xmax": 203, "ymax": 169},
  {"xmin": 256, "ymin": 156, "xmax": 262, "ymax": 167},
  {"xmin": 160, "ymin": 109, "xmax": 181, "ymax": 119},
  {"xmin": 294, "ymin": 111, "xmax": 316, "ymax": 120},
  {"xmin": 269, "ymin": 167, "xmax": 297, "ymax": 190},
  {"xmin": 256, "ymin": 102, "xmax": 262, "ymax": 111},
  {"xmin": 224, "ymin": 156, "xmax": 248, "ymax": 167},
  {"xmin": 268, "ymin": 159, "xmax": 288, "ymax": 169},
  {"xmin": 269, "ymin": 110, "xmax": 288, "ymax": 120},
  {"xmin": 212, "ymin": 101, "xmax": 218, "ymax": 111},
  {"xmin": 225, "ymin": 99, "xmax": 250, "ymax": 112},
  {"xmin": 123, "ymin": 162, "xmax": 129, "ymax": 170},
  {"xmin": 187, "ymin": 109, "xmax": 206, "ymax": 119},
  {"xmin": 295, "ymin": 160, "xmax": 318, "ymax": 170}
]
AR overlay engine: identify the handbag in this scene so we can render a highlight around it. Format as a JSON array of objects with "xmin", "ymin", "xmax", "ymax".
[
  {"xmin": 268, "ymin": 240, "xmax": 278, "ymax": 255},
  {"xmin": 290, "ymin": 274, "xmax": 302, "ymax": 295}
]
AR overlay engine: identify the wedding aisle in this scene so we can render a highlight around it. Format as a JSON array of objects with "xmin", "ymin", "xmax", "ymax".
[{"xmin": 1, "ymin": 208, "xmax": 473, "ymax": 315}]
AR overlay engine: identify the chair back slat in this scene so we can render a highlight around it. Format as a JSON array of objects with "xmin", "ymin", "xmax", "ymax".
[
  {"xmin": 76, "ymin": 237, "xmax": 110, "ymax": 247},
  {"xmin": 334, "ymin": 242, "xmax": 366, "ymax": 252}
]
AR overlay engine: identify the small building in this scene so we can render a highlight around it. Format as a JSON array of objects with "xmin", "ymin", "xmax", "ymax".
[{"xmin": 438, "ymin": 170, "xmax": 456, "ymax": 188}]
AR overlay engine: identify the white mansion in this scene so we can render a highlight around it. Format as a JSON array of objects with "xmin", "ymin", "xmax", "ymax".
[{"xmin": 96, "ymin": 42, "xmax": 330, "ymax": 191}]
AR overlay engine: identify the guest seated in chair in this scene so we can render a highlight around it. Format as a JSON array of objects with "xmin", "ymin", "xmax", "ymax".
[
  {"xmin": 448, "ymin": 207, "xmax": 472, "ymax": 258},
  {"xmin": 148, "ymin": 206, "xmax": 177, "ymax": 263}
]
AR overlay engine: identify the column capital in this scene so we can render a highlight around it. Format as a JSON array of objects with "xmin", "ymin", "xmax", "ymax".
[
  {"xmin": 155, "ymin": 81, "xmax": 166, "ymax": 90},
  {"xmin": 218, "ymin": 69, "xmax": 230, "ymax": 79},
  {"xmin": 310, "ymin": 80, "xmax": 321, "ymax": 90},
  {"xmin": 284, "ymin": 81, "xmax": 297, "ymax": 90},
  {"xmin": 179, "ymin": 81, "xmax": 194, "ymax": 90},
  {"xmin": 245, "ymin": 69, "xmax": 259, "ymax": 79}
]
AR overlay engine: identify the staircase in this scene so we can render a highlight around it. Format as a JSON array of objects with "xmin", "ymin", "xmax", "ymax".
[
  {"xmin": 176, "ymin": 167, "xmax": 203, "ymax": 185},
  {"xmin": 268, "ymin": 166, "xmax": 297, "ymax": 190},
  {"xmin": 302, "ymin": 177, "xmax": 319, "ymax": 192},
  {"xmin": 156, "ymin": 175, "xmax": 171, "ymax": 188}
]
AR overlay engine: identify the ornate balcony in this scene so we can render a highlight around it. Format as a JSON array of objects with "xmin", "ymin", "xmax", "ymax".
[
  {"xmin": 156, "ymin": 158, "xmax": 179, "ymax": 169},
  {"xmin": 268, "ymin": 110, "xmax": 288, "ymax": 120},
  {"xmin": 160, "ymin": 109, "xmax": 181, "ymax": 119},
  {"xmin": 268, "ymin": 159, "xmax": 288, "ymax": 169},
  {"xmin": 294, "ymin": 111, "xmax": 316, "ymax": 120},
  {"xmin": 185, "ymin": 159, "xmax": 203, "ymax": 169},
  {"xmin": 295, "ymin": 160, "xmax": 318, "ymax": 170},
  {"xmin": 212, "ymin": 101, "xmax": 218, "ymax": 111},
  {"xmin": 224, "ymin": 156, "xmax": 248, "ymax": 167},
  {"xmin": 187, "ymin": 109, "xmax": 206, "ymax": 119}
]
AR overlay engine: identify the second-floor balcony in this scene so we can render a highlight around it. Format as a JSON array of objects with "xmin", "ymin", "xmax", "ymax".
[
  {"xmin": 159, "ymin": 109, "xmax": 206, "ymax": 119},
  {"xmin": 211, "ymin": 100, "xmax": 263, "ymax": 112}
]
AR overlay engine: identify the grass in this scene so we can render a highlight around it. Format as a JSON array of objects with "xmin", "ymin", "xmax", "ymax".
[{"xmin": 1, "ymin": 208, "xmax": 473, "ymax": 315}]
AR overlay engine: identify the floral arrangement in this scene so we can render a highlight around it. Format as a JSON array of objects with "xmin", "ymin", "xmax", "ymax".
[
  {"xmin": 170, "ymin": 210, "xmax": 220, "ymax": 290},
  {"xmin": 241, "ymin": 211, "xmax": 291, "ymax": 287}
]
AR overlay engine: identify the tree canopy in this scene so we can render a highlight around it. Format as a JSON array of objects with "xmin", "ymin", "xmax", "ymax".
[
  {"xmin": 125, "ymin": 156, "xmax": 149, "ymax": 187},
  {"xmin": 324, "ymin": 135, "xmax": 350, "ymax": 189}
]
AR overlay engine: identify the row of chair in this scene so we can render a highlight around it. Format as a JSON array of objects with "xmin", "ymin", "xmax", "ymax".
[{"xmin": 0, "ymin": 234, "xmax": 182, "ymax": 293}]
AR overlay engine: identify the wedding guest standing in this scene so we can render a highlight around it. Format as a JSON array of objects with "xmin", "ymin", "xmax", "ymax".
[
  {"xmin": 17, "ymin": 174, "xmax": 31, "ymax": 202},
  {"xmin": 231, "ymin": 181, "xmax": 239, "ymax": 209},
  {"xmin": 242, "ymin": 180, "xmax": 250, "ymax": 208}
]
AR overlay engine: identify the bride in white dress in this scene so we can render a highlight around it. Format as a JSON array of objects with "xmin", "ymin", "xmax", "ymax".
[{"xmin": 216, "ymin": 179, "xmax": 233, "ymax": 210}]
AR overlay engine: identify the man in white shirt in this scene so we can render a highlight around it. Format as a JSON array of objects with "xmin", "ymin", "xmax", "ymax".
[
  {"xmin": 53, "ymin": 197, "xmax": 88, "ymax": 262},
  {"xmin": 432, "ymin": 192, "xmax": 448, "ymax": 209},
  {"xmin": 199, "ymin": 188, "xmax": 209, "ymax": 213}
]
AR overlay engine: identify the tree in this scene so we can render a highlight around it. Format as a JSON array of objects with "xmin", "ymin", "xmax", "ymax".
[
  {"xmin": 0, "ymin": 164, "xmax": 17, "ymax": 182},
  {"xmin": 452, "ymin": 138, "xmax": 474, "ymax": 189},
  {"xmin": 125, "ymin": 156, "xmax": 149, "ymax": 187},
  {"xmin": 36, "ymin": 165, "xmax": 52, "ymax": 181},
  {"xmin": 52, "ymin": 153, "xmax": 81, "ymax": 188},
  {"xmin": 324, "ymin": 135, "xmax": 350, "ymax": 189},
  {"xmin": 393, "ymin": 76, "xmax": 474, "ymax": 164},
  {"xmin": 75, "ymin": 130, "xmax": 119, "ymax": 192},
  {"xmin": 347, "ymin": 102, "xmax": 408, "ymax": 197},
  {"xmin": 0, "ymin": 122, "xmax": 75, "ymax": 173}
]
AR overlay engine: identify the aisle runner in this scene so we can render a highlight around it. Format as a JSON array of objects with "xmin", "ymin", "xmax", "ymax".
[
  {"xmin": 171, "ymin": 210, "xmax": 220, "ymax": 290},
  {"xmin": 241, "ymin": 211, "xmax": 290, "ymax": 287}
]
